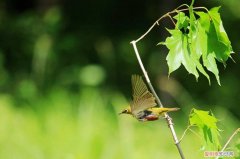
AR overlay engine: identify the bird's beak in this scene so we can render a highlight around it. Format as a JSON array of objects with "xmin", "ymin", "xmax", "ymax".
[{"xmin": 118, "ymin": 112, "xmax": 123, "ymax": 115}]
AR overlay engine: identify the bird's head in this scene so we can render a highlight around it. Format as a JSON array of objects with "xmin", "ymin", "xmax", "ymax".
[{"xmin": 119, "ymin": 107, "xmax": 131, "ymax": 115}]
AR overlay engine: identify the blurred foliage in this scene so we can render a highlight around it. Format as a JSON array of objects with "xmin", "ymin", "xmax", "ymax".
[{"xmin": 0, "ymin": 0, "xmax": 239, "ymax": 158}]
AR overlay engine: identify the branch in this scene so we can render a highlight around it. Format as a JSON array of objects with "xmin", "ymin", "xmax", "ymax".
[
  {"xmin": 130, "ymin": 41, "xmax": 185, "ymax": 159},
  {"xmin": 134, "ymin": 6, "xmax": 208, "ymax": 43},
  {"xmin": 215, "ymin": 128, "xmax": 240, "ymax": 159},
  {"xmin": 179, "ymin": 125, "xmax": 191, "ymax": 142},
  {"xmin": 179, "ymin": 125, "xmax": 201, "ymax": 142}
]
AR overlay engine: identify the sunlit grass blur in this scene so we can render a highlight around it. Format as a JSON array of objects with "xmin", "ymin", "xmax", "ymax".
[{"xmin": 0, "ymin": 84, "xmax": 239, "ymax": 159}]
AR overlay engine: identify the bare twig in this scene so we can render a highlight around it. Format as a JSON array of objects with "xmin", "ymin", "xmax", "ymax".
[
  {"xmin": 215, "ymin": 128, "xmax": 240, "ymax": 159},
  {"xmin": 188, "ymin": 127, "xmax": 202, "ymax": 139},
  {"xmin": 166, "ymin": 14, "xmax": 176, "ymax": 26},
  {"xmin": 130, "ymin": 41, "xmax": 185, "ymax": 159},
  {"xmin": 134, "ymin": 6, "xmax": 208, "ymax": 43},
  {"xmin": 176, "ymin": 4, "xmax": 190, "ymax": 10},
  {"xmin": 179, "ymin": 125, "xmax": 191, "ymax": 142}
]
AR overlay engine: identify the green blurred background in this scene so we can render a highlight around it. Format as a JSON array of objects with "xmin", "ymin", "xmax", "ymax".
[{"xmin": 0, "ymin": 0, "xmax": 239, "ymax": 158}]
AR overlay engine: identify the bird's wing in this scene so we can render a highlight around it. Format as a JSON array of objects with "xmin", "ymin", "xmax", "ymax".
[{"xmin": 130, "ymin": 75, "xmax": 157, "ymax": 116}]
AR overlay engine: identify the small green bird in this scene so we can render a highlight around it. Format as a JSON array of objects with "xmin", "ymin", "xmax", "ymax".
[{"xmin": 119, "ymin": 74, "xmax": 179, "ymax": 121}]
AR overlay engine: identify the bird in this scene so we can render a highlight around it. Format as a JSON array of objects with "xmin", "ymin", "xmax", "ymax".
[{"xmin": 119, "ymin": 74, "xmax": 179, "ymax": 121}]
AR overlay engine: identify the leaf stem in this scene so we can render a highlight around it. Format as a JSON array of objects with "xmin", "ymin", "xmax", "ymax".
[
  {"xmin": 190, "ymin": 0, "xmax": 195, "ymax": 7},
  {"xmin": 130, "ymin": 41, "xmax": 185, "ymax": 159},
  {"xmin": 215, "ymin": 128, "xmax": 240, "ymax": 159}
]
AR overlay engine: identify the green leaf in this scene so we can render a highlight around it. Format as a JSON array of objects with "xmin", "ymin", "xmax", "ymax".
[
  {"xmin": 203, "ymin": 53, "xmax": 220, "ymax": 85},
  {"xmin": 173, "ymin": 12, "xmax": 189, "ymax": 31},
  {"xmin": 203, "ymin": 125, "xmax": 213, "ymax": 143},
  {"xmin": 190, "ymin": 109, "xmax": 217, "ymax": 128},
  {"xmin": 189, "ymin": 109, "xmax": 221, "ymax": 150},
  {"xmin": 208, "ymin": 21, "xmax": 230, "ymax": 64},
  {"xmin": 195, "ymin": 11, "xmax": 221, "ymax": 85},
  {"xmin": 189, "ymin": 9, "xmax": 211, "ymax": 84},
  {"xmin": 197, "ymin": 8, "xmax": 233, "ymax": 63},
  {"xmin": 160, "ymin": 29, "xmax": 199, "ymax": 79},
  {"xmin": 208, "ymin": 7, "xmax": 233, "ymax": 53}
]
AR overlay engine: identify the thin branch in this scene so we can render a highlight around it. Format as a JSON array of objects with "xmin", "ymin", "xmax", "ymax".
[
  {"xmin": 192, "ymin": 6, "xmax": 209, "ymax": 12},
  {"xmin": 179, "ymin": 125, "xmax": 202, "ymax": 142},
  {"xmin": 222, "ymin": 128, "xmax": 240, "ymax": 151},
  {"xmin": 175, "ymin": 4, "xmax": 189, "ymax": 10},
  {"xmin": 188, "ymin": 127, "xmax": 202, "ymax": 139},
  {"xmin": 177, "ymin": 7, "xmax": 208, "ymax": 13},
  {"xmin": 134, "ymin": 6, "xmax": 209, "ymax": 43},
  {"xmin": 166, "ymin": 14, "xmax": 176, "ymax": 26},
  {"xmin": 179, "ymin": 125, "xmax": 191, "ymax": 142},
  {"xmin": 130, "ymin": 41, "xmax": 185, "ymax": 159},
  {"xmin": 215, "ymin": 128, "xmax": 240, "ymax": 159},
  {"xmin": 134, "ymin": 14, "xmax": 169, "ymax": 43}
]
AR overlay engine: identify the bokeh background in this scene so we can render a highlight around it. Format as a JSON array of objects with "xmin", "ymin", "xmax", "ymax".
[{"xmin": 0, "ymin": 0, "xmax": 239, "ymax": 158}]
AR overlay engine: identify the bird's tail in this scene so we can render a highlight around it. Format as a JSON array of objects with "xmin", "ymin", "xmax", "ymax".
[
  {"xmin": 165, "ymin": 107, "xmax": 180, "ymax": 112},
  {"xmin": 153, "ymin": 107, "xmax": 180, "ymax": 115}
]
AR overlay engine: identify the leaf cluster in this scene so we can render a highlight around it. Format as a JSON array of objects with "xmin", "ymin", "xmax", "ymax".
[{"xmin": 160, "ymin": 7, "xmax": 233, "ymax": 85}]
